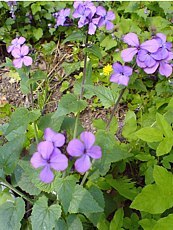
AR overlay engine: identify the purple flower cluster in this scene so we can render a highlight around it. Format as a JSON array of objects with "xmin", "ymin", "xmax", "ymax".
[
  {"xmin": 30, "ymin": 128, "xmax": 102, "ymax": 183},
  {"xmin": 53, "ymin": 1, "xmax": 115, "ymax": 35},
  {"xmin": 7, "ymin": 37, "xmax": 33, "ymax": 69},
  {"xmin": 121, "ymin": 33, "xmax": 173, "ymax": 77},
  {"xmin": 110, "ymin": 62, "xmax": 133, "ymax": 86}
]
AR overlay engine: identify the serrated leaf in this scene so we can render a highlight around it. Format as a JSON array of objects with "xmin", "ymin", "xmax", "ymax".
[
  {"xmin": 0, "ymin": 198, "xmax": 25, "ymax": 230},
  {"xmin": 135, "ymin": 127, "xmax": 163, "ymax": 142},
  {"xmin": 100, "ymin": 35, "xmax": 117, "ymax": 51},
  {"xmin": 54, "ymin": 175, "xmax": 78, "ymax": 214},
  {"xmin": 63, "ymin": 31, "xmax": 85, "ymax": 44},
  {"xmin": 68, "ymin": 185, "xmax": 103, "ymax": 214},
  {"xmin": 85, "ymin": 85, "xmax": 118, "ymax": 109},
  {"xmin": 110, "ymin": 208, "xmax": 124, "ymax": 230},
  {"xmin": 0, "ymin": 136, "xmax": 25, "ymax": 174},
  {"xmin": 61, "ymin": 62, "xmax": 81, "ymax": 76},
  {"xmin": 52, "ymin": 94, "xmax": 87, "ymax": 119},
  {"xmin": 86, "ymin": 45, "xmax": 102, "ymax": 59},
  {"xmin": 31, "ymin": 196, "xmax": 61, "ymax": 230},
  {"xmin": 33, "ymin": 28, "xmax": 43, "ymax": 40},
  {"xmin": 106, "ymin": 175, "xmax": 138, "ymax": 200},
  {"xmin": 66, "ymin": 214, "xmax": 83, "ymax": 230},
  {"xmin": 5, "ymin": 108, "xmax": 41, "ymax": 135},
  {"xmin": 131, "ymin": 166, "xmax": 173, "ymax": 214},
  {"xmin": 18, "ymin": 173, "xmax": 40, "ymax": 196}
]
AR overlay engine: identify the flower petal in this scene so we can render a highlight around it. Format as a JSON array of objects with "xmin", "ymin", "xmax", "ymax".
[
  {"xmin": 96, "ymin": 6, "xmax": 106, "ymax": 17},
  {"xmin": 121, "ymin": 48, "xmax": 138, "ymax": 62},
  {"xmin": 123, "ymin": 33, "xmax": 139, "ymax": 47},
  {"xmin": 67, "ymin": 139, "xmax": 84, "ymax": 157},
  {"xmin": 23, "ymin": 56, "xmax": 33, "ymax": 66},
  {"xmin": 50, "ymin": 148, "xmax": 68, "ymax": 171},
  {"xmin": 37, "ymin": 141, "xmax": 54, "ymax": 160},
  {"xmin": 18, "ymin": 37, "xmax": 26, "ymax": 45},
  {"xmin": 110, "ymin": 73, "xmax": 121, "ymax": 84},
  {"xmin": 13, "ymin": 58, "xmax": 23, "ymax": 68},
  {"xmin": 21, "ymin": 45, "xmax": 29, "ymax": 56},
  {"xmin": 156, "ymin": 33, "xmax": 166, "ymax": 44},
  {"xmin": 87, "ymin": 146, "xmax": 102, "ymax": 159},
  {"xmin": 140, "ymin": 39, "xmax": 160, "ymax": 53},
  {"xmin": 123, "ymin": 66, "xmax": 133, "ymax": 77},
  {"xmin": 106, "ymin": 11, "xmax": 115, "ymax": 20},
  {"xmin": 151, "ymin": 47, "xmax": 169, "ymax": 61},
  {"xmin": 159, "ymin": 62, "xmax": 172, "ymax": 77},
  {"xmin": 39, "ymin": 165, "xmax": 54, "ymax": 183},
  {"xmin": 118, "ymin": 75, "xmax": 130, "ymax": 86},
  {"xmin": 112, "ymin": 62, "xmax": 123, "ymax": 74},
  {"xmin": 88, "ymin": 22, "xmax": 97, "ymax": 35},
  {"xmin": 80, "ymin": 131, "xmax": 95, "ymax": 149},
  {"xmin": 30, "ymin": 152, "xmax": 47, "ymax": 168},
  {"xmin": 105, "ymin": 21, "xmax": 114, "ymax": 30},
  {"xmin": 11, "ymin": 47, "xmax": 21, "ymax": 58},
  {"xmin": 143, "ymin": 62, "xmax": 159, "ymax": 74},
  {"xmin": 75, "ymin": 155, "xmax": 91, "ymax": 173}
]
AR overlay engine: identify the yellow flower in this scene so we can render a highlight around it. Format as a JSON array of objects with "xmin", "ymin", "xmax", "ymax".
[{"xmin": 103, "ymin": 64, "xmax": 113, "ymax": 76}]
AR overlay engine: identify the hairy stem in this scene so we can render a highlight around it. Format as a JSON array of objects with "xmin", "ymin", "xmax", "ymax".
[
  {"xmin": 106, "ymin": 88, "xmax": 126, "ymax": 131},
  {"xmin": 1, "ymin": 180, "xmax": 34, "ymax": 204}
]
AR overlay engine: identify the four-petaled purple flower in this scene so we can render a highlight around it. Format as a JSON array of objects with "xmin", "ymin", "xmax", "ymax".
[
  {"xmin": 96, "ymin": 6, "xmax": 115, "ymax": 30},
  {"xmin": 110, "ymin": 62, "xmax": 133, "ymax": 86},
  {"xmin": 44, "ymin": 127, "xmax": 65, "ymax": 147},
  {"xmin": 31, "ymin": 141, "xmax": 68, "ymax": 183},
  {"xmin": 53, "ymin": 8, "xmax": 71, "ymax": 27},
  {"xmin": 7, "ymin": 37, "xmax": 26, "ymax": 53},
  {"xmin": 12, "ymin": 45, "xmax": 33, "ymax": 69},
  {"xmin": 121, "ymin": 32, "xmax": 173, "ymax": 77},
  {"xmin": 67, "ymin": 131, "xmax": 102, "ymax": 173}
]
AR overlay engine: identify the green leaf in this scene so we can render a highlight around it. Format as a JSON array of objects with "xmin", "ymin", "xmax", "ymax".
[
  {"xmin": 158, "ymin": 2, "xmax": 173, "ymax": 14},
  {"xmin": 0, "ymin": 188, "xmax": 14, "ymax": 206},
  {"xmin": 18, "ymin": 173, "xmax": 41, "ymax": 196},
  {"xmin": 0, "ymin": 198, "xmax": 25, "ymax": 230},
  {"xmin": 122, "ymin": 111, "xmax": 137, "ymax": 140},
  {"xmin": 86, "ymin": 45, "xmax": 102, "ymax": 59},
  {"xmin": 27, "ymin": 70, "xmax": 47, "ymax": 84},
  {"xmin": 135, "ymin": 127, "xmax": 163, "ymax": 142},
  {"xmin": 31, "ymin": 196, "xmax": 61, "ymax": 230},
  {"xmin": 153, "ymin": 214, "xmax": 173, "ymax": 230},
  {"xmin": 131, "ymin": 166, "xmax": 173, "ymax": 214},
  {"xmin": 52, "ymin": 94, "xmax": 87, "ymax": 119},
  {"xmin": 0, "ymin": 136, "xmax": 25, "ymax": 174},
  {"xmin": 68, "ymin": 185, "xmax": 103, "ymax": 214},
  {"xmin": 156, "ymin": 137, "xmax": 173, "ymax": 156},
  {"xmin": 55, "ymin": 218, "xmax": 68, "ymax": 230},
  {"xmin": 139, "ymin": 219, "xmax": 157, "ymax": 230},
  {"xmin": 100, "ymin": 35, "xmax": 117, "ymax": 51},
  {"xmin": 31, "ymin": 3, "xmax": 41, "ymax": 15},
  {"xmin": 85, "ymin": 85, "xmax": 118, "ymax": 109},
  {"xmin": 54, "ymin": 175, "xmax": 78, "ymax": 214},
  {"xmin": 106, "ymin": 175, "xmax": 138, "ymax": 201},
  {"xmin": 63, "ymin": 31, "xmax": 85, "ymax": 44},
  {"xmin": 33, "ymin": 28, "xmax": 43, "ymax": 40},
  {"xmin": 110, "ymin": 208, "xmax": 124, "ymax": 230},
  {"xmin": 61, "ymin": 62, "xmax": 81, "ymax": 76},
  {"xmin": 66, "ymin": 214, "xmax": 83, "ymax": 230},
  {"xmin": 6, "ymin": 108, "xmax": 40, "ymax": 135}
]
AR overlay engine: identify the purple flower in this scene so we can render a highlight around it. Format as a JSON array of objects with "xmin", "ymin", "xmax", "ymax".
[
  {"xmin": 11, "ymin": 45, "xmax": 32, "ymax": 69},
  {"xmin": 110, "ymin": 62, "xmax": 133, "ymax": 86},
  {"xmin": 121, "ymin": 33, "xmax": 160, "ymax": 62},
  {"xmin": 44, "ymin": 128, "xmax": 65, "ymax": 147},
  {"xmin": 67, "ymin": 131, "xmax": 102, "ymax": 173},
  {"xmin": 31, "ymin": 141, "xmax": 68, "ymax": 183},
  {"xmin": 7, "ymin": 37, "xmax": 26, "ymax": 53},
  {"xmin": 96, "ymin": 6, "xmax": 115, "ymax": 30},
  {"xmin": 53, "ymin": 8, "xmax": 71, "ymax": 27}
]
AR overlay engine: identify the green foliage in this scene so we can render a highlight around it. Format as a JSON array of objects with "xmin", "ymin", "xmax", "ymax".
[
  {"xmin": 52, "ymin": 93, "xmax": 87, "ymax": 118},
  {"xmin": 0, "ymin": 198, "xmax": 25, "ymax": 230},
  {"xmin": 31, "ymin": 196, "xmax": 61, "ymax": 230},
  {"xmin": 110, "ymin": 208, "xmax": 124, "ymax": 230},
  {"xmin": 131, "ymin": 166, "xmax": 173, "ymax": 214}
]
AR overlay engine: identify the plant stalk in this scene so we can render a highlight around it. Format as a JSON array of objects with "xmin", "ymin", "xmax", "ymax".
[
  {"xmin": 1, "ymin": 180, "xmax": 34, "ymax": 204},
  {"xmin": 106, "ymin": 87, "xmax": 126, "ymax": 131}
]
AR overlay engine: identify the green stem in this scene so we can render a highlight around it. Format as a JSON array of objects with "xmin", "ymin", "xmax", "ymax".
[
  {"xmin": 80, "ymin": 159, "xmax": 95, "ymax": 186},
  {"xmin": 1, "ymin": 180, "xmax": 34, "ymax": 204},
  {"xmin": 30, "ymin": 83, "xmax": 39, "ymax": 144},
  {"xmin": 106, "ymin": 88, "xmax": 126, "ymax": 131},
  {"xmin": 73, "ymin": 32, "xmax": 89, "ymax": 139}
]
